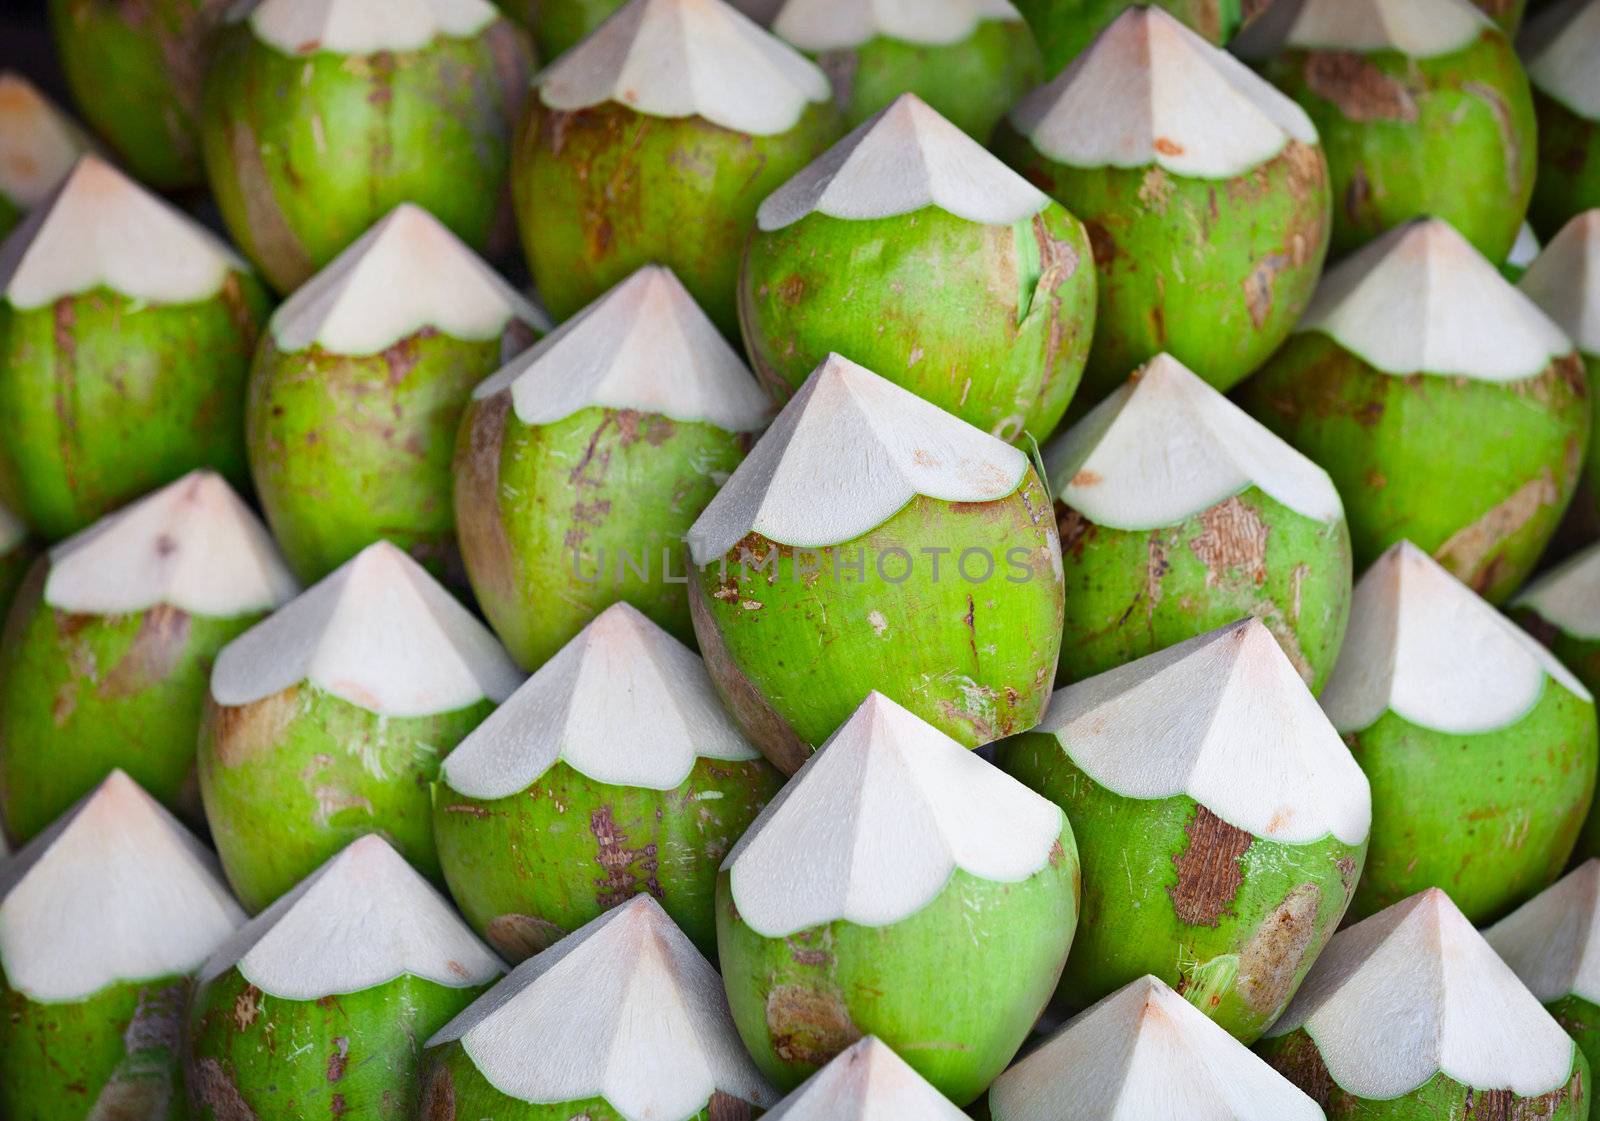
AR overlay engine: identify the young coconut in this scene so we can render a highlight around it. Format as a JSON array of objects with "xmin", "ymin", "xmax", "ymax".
[
  {"xmin": 198, "ymin": 541, "xmax": 523, "ymax": 913},
  {"xmin": 512, "ymin": 0, "xmax": 840, "ymax": 336},
  {"xmin": 433, "ymin": 602, "xmax": 783, "ymax": 962},
  {"xmin": 1236, "ymin": 219, "xmax": 1588, "ymax": 604},
  {"xmin": 0, "ymin": 499, "xmax": 35, "ymax": 622},
  {"xmin": 1232, "ymin": 0, "xmax": 1537, "ymax": 262},
  {"xmin": 1523, "ymin": 0, "xmax": 1600, "ymax": 238},
  {"xmin": 762, "ymin": 1036, "xmax": 970, "ymax": 1121},
  {"xmin": 1012, "ymin": 0, "xmax": 1243, "ymax": 75},
  {"xmin": 247, "ymin": 204, "xmax": 546, "ymax": 586},
  {"xmin": 686, "ymin": 353, "xmax": 1064, "ymax": 773},
  {"xmin": 185, "ymin": 835, "xmax": 505, "ymax": 1120},
  {"xmin": 717, "ymin": 691, "xmax": 1079, "ymax": 1103},
  {"xmin": 995, "ymin": 6, "xmax": 1331, "ymax": 405},
  {"xmin": 200, "ymin": 0, "xmax": 531, "ymax": 295},
  {"xmin": 1044, "ymin": 353, "xmax": 1351, "ymax": 692},
  {"xmin": 0, "ymin": 155, "xmax": 269, "ymax": 541},
  {"xmin": 0, "ymin": 73, "xmax": 89, "ymax": 240},
  {"xmin": 1514, "ymin": 540, "xmax": 1600, "ymax": 698},
  {"xmin": 419, "ymin": 895, "xmax": 779, "ymax": 1119},
  {"xmin": 1258, "ymin": 888, "xmax": 1590, "ymax": 1118},
  {"xmin": 455, "ymin": 265, "xmax": 770, "ymax": 670},
  {"xmin": 0, "ymin": 471, "xmax": 297, "ymax": 846},
  {"xmin": 0, "ymin": 770, "xmax": 244, "ymax": 1121},
  {"xmin": 739, "ymin": 93, "xmax": 1096, "ymax": 441}
]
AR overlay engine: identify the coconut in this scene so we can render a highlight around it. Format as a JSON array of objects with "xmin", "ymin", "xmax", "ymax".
[
  {"xmin": 420, "ymin": 895, "xmax": 778, "ymax": 1119},
  {"xmin": 1258, "ymin": 887, "xmax": 1590, "ymax": 1118},
  {"xmin": 1236, "ymin": 219, "xmax": 1588, "ymax": 604},
  {"xmin": 996, "ymin": 8, "xmax": 1330, "ymax": 407},
  {"xmin": 185, "ymin": 835, "xmax": 504, "ymax": 1118},
  {"xmin": 0, "ymin": 770, "xmax": 244, "ymax": 1120},
  {"xmin": 0, "ymin": 73, "xmax": 89, "ymax": 240},
  {"xmin": 0, "ymin": 471, "xmax": 296, "ymax": 848},
  {"xmin": 199, "ymin": 0, "xmax": 531, "ymax": 295},
  {"xmin": 0, "ymin": 498, "xmax": 34, "ymax": 622},
  {"xmin": 1523, "ymin": 0, "xmax": 1600, "ymax": 237},
  {"xmin": 739, "ymin": 94, "xmax": 1095, "ymax": 441},
  {"xmin": 198, "ymin": 540, "xmax": 523, "ymax": 913},
  {"xmin": 0, "ymin": 155, "xmax": 270, "ymax": 541},
  {"xmin": 763, "ymin": 1036, "xmax": 969, "ymax": 1121},
  {"xmin": 1013, "ymin": 0, "xmax": 1243, "ymax": 75},
  {"xmin": 1505, "ymin": 220, "xmax": 1543, "ymax": 279},
  {"xmin": 1515, "ymin": 540, "xmax": 1600, "ymax": 701},
  {"xmin": 686, "ymin": 353, "xmax": 1064, "ymax": 773},
  {"xmin": 433, "ymin": 602, "xmax": 782, "ymax": 962},
  {"xmin": 512, "ymin": 0, "xmax": 840, "ymax": 336},
  {"xmin": 1044, "ymin": 353, "xmax": 1350, "ymax": 692},
  {"xmin": 247, "ymin": 204, "xmax": 545, "ymax": 587},
  {"xmin": 456, "ymin": 265, "xmax": 771, "ymax": 670},
  {"xmin": 1320, "ymin": 542, "xmax": 1597, "ymax": 922}
]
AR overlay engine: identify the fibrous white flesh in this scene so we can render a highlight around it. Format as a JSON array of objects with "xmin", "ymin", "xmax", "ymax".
[
  {"xmin": 772, "ymin": 0, "xmax": 1020, "ymax": 52},
  {"xmin": 1488, "ymin": 860, "xmax": 1600, "ymax": 1005},
  {"xmin": 210, "ymin": 540, "xmax": 522, "ymax": 717},
  {"xmin": 428, "ymin": 896, "xmax": 777, "ymax": 1117},
  {"xmin": 1520, "ymin": 210, "xmax": 1600, "ymax": 354},
  {"xmin": 1231, "ymin": 0, "xmax": 1491, "ymax": 61},
  {"xmin": 0, "ymin": 500, "xmax": 25, "ymax": 554},
  {"xmin": 0, "ymin": 770, "xmax": 244, "ymax": 1003},
  {"xmin": 1521, "ymin": 0, "xmax": 1600, "ymax": 121},
  {"xmin": 687, "ymin": 353, "xmax": 1030, "ymax": 562},
  {"xmin": 1509, "ymin": 221, "xmax": 1542, "ymax": 270},
  {"xmin": 1264, "ymin": 888, "xmax": 1577, "ymax": 1100},
  {"xmin": 0, "ymin": 73, "xmax": 89, "ymax": 210},
  {"xmin": 242, "ymin": 0, "xmax": 499, "ymax": 54},
  {"xmin": 1514, "ymin": 539, "xmax": 1600, "ymax": 641},
  {"xmin": 763, "ymin": 1036, "xmax": 969, "ymax": 1121}
]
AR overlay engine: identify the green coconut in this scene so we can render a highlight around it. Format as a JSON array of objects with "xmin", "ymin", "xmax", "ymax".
[
  {"xmin": 0, "ymin": 770, "xmax": 244, "ymax": 1121},
  {"xmin": 1523, "ymin": 0, "xmax": 1600, "ymax": 238},
  {"xmin": 0, "ymin": 499, "xmax": 35, "ymax": 623},
  {"xmin": 1044, "ymin": 353, "xmax": 1351, "ymax": 692},
  {"xmin": 1236, "ymin": 219, "xmax": 1589, "ymax": 604},
  {"xmin": 197, "ymin": 541, "xmax": 523, "ymax": 913},
  {"xmin": 1515, "ymin": 540, "xmax": 1600, "ymax": 699},
  {"xmin": 739, "ymin": 93, "xmax": 1095, "ymax": 442},
  {"xmin": 762, "ymin": 1037, "xmax": 973, "ymax": 1121},
  {"xmin": 995, "ymin": 6, "xmax": 1331, "ymax": 407},
  {"xmin": 1259, "ymin": 887, "xmax": 1591, "ymax": 1119},
  {"xmin": 0, "ymin": 472, "xmax": 297, "ymax": 847},
  {"xmin": 0, "ymin": 73, "xmax": 90, "ymax": 240},
  {"xmin": 199, "ymin": 0, "xmax": 531, "ymax": 295},
  {"xmin": 1012, "ymin": 0, "xmax": 1242, "ymax": 74},
  {"xmin": 1233, "ymin": 0, "xmax": 1537, "ymax": 262},
  {"xmin": 247, "ymin": 203, "xmax": 545, "ymax": 587},
  {"xmin": 184, "ymin": 836, "xmax": 505, "ymax": 1120},
  {"xmin": 511, "ymin": 0, "xmax": 841, "ymax": 336},
  {"xmin": 0, "ymin": 155, "xmax": 269, "ymax": 541},
  {"xmin": 717, "ymin": 692, "xmax": 1079, "ymax": 1104}
]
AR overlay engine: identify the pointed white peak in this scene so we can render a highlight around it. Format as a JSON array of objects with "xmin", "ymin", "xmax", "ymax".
[
  {"xmin": 1509, "ymin": 221, "xmax": 1542, "ymax": 270},
  {"xmin": 475, "ymin": 265, "xmax": 768, "ymax": 431},
  {"xmin": 772, "ymin": 0, "xmax": 1021, "ymax": 51},
  {"xmin": 0, "ymin": 499, "xmax": 25, "ymax": 554},
  {"xmin": 1521, "ymin": 0, "xmax": 1600, "ymax": 120},
  {"xmin": 430, "ymin": 896, "xmax": 777, "ymax": 1117},
  {"xmin": 688, "ymin": 353, "xmax": 1030, "ymax": 562},
  {"xmin": 758, "ymin": 93, "xmax": 1048, "ymax": 230},
  {"xmin": 1266, "ymin": 888, "xmax": 1577, "ymax": 1099},
  {"xmin": 243, "ymin": 0, "xmax": 500, "ymax": 55},
  {"xmin": 1520, "ymin": 209, "xmax": 1600, "ymax": 354},
  {"xmin": 1045, "ymin": 353, "xmax": 1342, "ymax": 529},
  {"xmin": 537, "ymin": 0, "xmax": 831, "ymax": 136},
  {"xmin": 0, "ymin": 770, "xmax": 244, "ymax": 1003},
  {"xmin": 45, "ymin": 471, "xmax": 297, "ymax": 618},
  {"xmin": 1491, "ymin": 861, "xmax": 1600, "ymax": 1009},
  {"xmin": 764, "ymin": 1037, "xmax": 968, "ymax": 1121},
  {"xmin": 0, "ymin": 72, "xmax": 90, "ymax": 210},
  {"xmin": 1299, "ymin": 219, "xmax": 1573, "ymax": 382},
  {"xmin": 1514, "ymin": 539, "xmax": 1600, "ymax": 642},
  {"xmin": 1231, "ymin": 0, "xmax": 1491, "ymax": 61},
  {"xmin": 0, "ymin": 155, "xmax": 250, "ymax": 310}
]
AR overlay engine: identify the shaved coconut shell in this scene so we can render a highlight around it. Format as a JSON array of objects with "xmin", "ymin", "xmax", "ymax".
[
  {"xmin": 1231, "ymin": 0, "xmax": 1491, "ymax": 60},
  {"xmin": 1520, "ymin": 210, "xmax": 1600, "ymax": 354},
  {"xmin": 1521, "ymin": 0, "xmax": 1600, "ymax": 120},
  {"xmin": 773, "ymin": 0, "xmax": 1021, "ymax": 49},
  {"xmin": 1514, "ymin": 541, "xmax": 1600, "ymax": 642},
  {"xmin": 1509, "ymin": 221, "xmax": 1542, "ymax": 270},
  {"xmin": 243, "ymin": 0, "xmax": 499, "ymax": 54},
  {"xmin": 1487, "ymin": 860, "xmax": 1600, "ymax": 1005},
  {"xmin": 0, "ymin": 501, "xmax": 25, "ymax": 553},
  {"xmin": 0, "ymin": 73, "xmax": 90, "ymax": 210},
  {"xmin": 764, "ymin": 1036, "xmax": 969, "ymax": 1120}
]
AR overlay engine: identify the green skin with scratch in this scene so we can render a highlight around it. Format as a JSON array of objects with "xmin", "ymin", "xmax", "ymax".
[
  {"xmin": 715, "ymin": 822, "xmax": 1079, "ymax": 1105},
  {"xmin": 434, "ymin": 757, "xmax": 782, "ymax": 962},
  {"xmin": 1012, "ymin": 0, "xmax": 1240, "ymax": 74},
  {"xmin": 1254, "ymin": 30, "xmax": 1537, "ymax": 262},
  {"xmin": 185, "ymin": 968, "xmax": 489, "ymax": 1121},
  {"xmin": 688, "ymin": 474, "xmax": 1065, "ymax": 775},
  {"xmin": 1530, "ymin": 92, "xmax": 1600, "ymax": 240},
  {"xmin": 738, "ymin": 203, "xmax": 1096, "ymax": 443},
  {"xmin": 196, "ymin": 685, "xmax": 493, "ymax": 913},
  {"xmin": 999, "ymin": 735, "xmax": 1365, "ymax": 1044},
  {"xmin": 200, "ymin": 19, "xmax": 532, "ymax": 295},
  {"xmin": 1053, "ymin": 487, "xmax": 1352, "ymax": 693},
  {"xmin": 512, "ymin": 101, "xmax": 841, "ymax": 337},
  {"xmin": 454, "ymin": 395, "xmax": 753, "ymax": 672},
  {"xmin": 1236, "ymin": 336, "xmax": 1591, "ymax": 605},
  {"xmin": 0, "ymin": 277, "xmax": 269, "ymax": 542}
]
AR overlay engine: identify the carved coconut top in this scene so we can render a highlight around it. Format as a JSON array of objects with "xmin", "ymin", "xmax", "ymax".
[
  {"xmin": 45, "ymin": 471, "xmax": 296, "ymax": 618},
  {"xmin": 1488, "ymin": 860, "xmax": 1600, "ymax": 1006},
  {"xmin": 210, "ymin": 541, "xmax": 522, "ymax": 717},
  {"xmin": 0, "ymin": 155, "xmax": 250, "ymax": 310},
  {"xmin": 1521, "ymin": 0, "xmax": 1600, "ymax": 121},
  {"xmin": 1509, "ymin": 221, "xmax": 1542, "ymax": 271},
  {"xmin": 724, "ymin": 692, "xmax": 1064, "ymax": 936},
  {"xmin": 1231, "ymin": 0, "xmax": 1492, "ymax": 61},
  {"xmin": 1010, "ymin": 7, "xmax": 1316, "ymax": 180},
  {"xmin": 0, "ymin": 73, "xmax": 90, "ymax": 210},
  {"xmin": 1520, "ymin": 210, "xmax": 1600, "ymax": 355},
  {"xmin": 238, "ymin": 0, "xmax": 500, "ymax": 55},
  {"xmin": 990, "ymin": 975, "xmax": 1323, "ymax": 1121},
  {"xmin": 772, "ymin": 0, "xmax": 1022, "ymax": 53},
  {"xmin": 0, "ymin": 500, "xmax": 25, "ymax": 554},
  {"xmin": 536, "ymin": 0, "xmax": 831, "ymax": 136},
  {"xmin": 439, "ymin": 603, "xmax": 762, "ymax": 799},
  {"xmin": 1033, "ymin": 619, "xmax": 1370, "ymax": 845},
  {"xmin": 1264, "ymin": 888, "xmax": 1578, "ymax": 1100},
  {"xmin": 473, "ymin": 265, "xmax": 770, "ymax": 432},
  {"xmin": 758, "ymin": 94, "xmax": 1049, "ymax": 230},
  {"xmin": 0, "ymin": 770, "xmax": 244, "ymax": 1003},
  {"xmin": 1045, "ymin": 353, "xmax": 1342, "ymax": 529},
  {"xmin": 764, "ymin": 1037, "xmax": 969, "ymax": 1121},
  {"xmin": 429, "ymin": 896, "xmax": 778, "ymax": 1118},
  {"xmin": 1320, "ymin": 542, "xmax": 1590, "ymax": 735},
  {"xmin": 687, "ymin": 354, "xmax": 1030, "ymax": 561},
  {"xmin": 1298, "ymin": 219, "xmax": 1573, "ymax": 383},
  {"xmin": 1513, "ymin": 540, "xmax": 1600, "ymax": 642}
]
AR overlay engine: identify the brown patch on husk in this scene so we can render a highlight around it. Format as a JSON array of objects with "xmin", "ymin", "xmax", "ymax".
[
  {"xmin": 1304, "ymin": 53, "xmax": 1418, "ymax": 122},
  {"xmin": 452, "ymin": 393, "xmax": 520, "ymax": 626},
  {"xmin": 1238, "ymin": 883, "xmax": 1322, "ymax": 1015},
  {"xmin": 1169, "ymin": 805, "xmax": 1253, "ymax": 927},
  {"xmin": 226, "ymin": 121, "xmax": 312, "ymax": 291},
  {"xmin": 1464, "ymin": 80, "xmax": 1526, "ymax": 196},
  {"xmin": 187, "ymin": 1058, "xmax": 259, "ymax": 1121},
  {"xmin": 99, "ymin": 605, "xmax": 191, "ymax": 698},
  {"xmin": 420, "ymin": 1061, "xmax": 455, "ymax": 1121},
  {"xmin": 1265, "ymin": 1031, "xmax": 1337, "ymax": 1108},
  {"xmin": 1189, "ymin": 498, "xmax": 1269, "ymax": 587},
  {"xmin": 590, "ymin": 805, "xmax": 663, "ymax": 907},
  {"xmin": 765, "ymin": 984, "xmax": 862, "ymax": 1067},
  {"xmin": 206, "ymin": 687, "xmax": 299, "ymax": 768},
  {"xmin": 708, "ymin": 1092, "xmax": 755, "ymax": 1121},
  {"xmin": 89, "ymin": 981, "xmax": 188, "ymax": 1120},
  {"xmin": 1434, "ymin": 469, "xmax": 1559, "ymax": 594},
  {"xmin": 1055, "ymin": 505, "xmax": 1096, "ymax": 559},
  {"xmin": 485, "ymin": 913, "xmax": 566, "ymax": 961}
]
